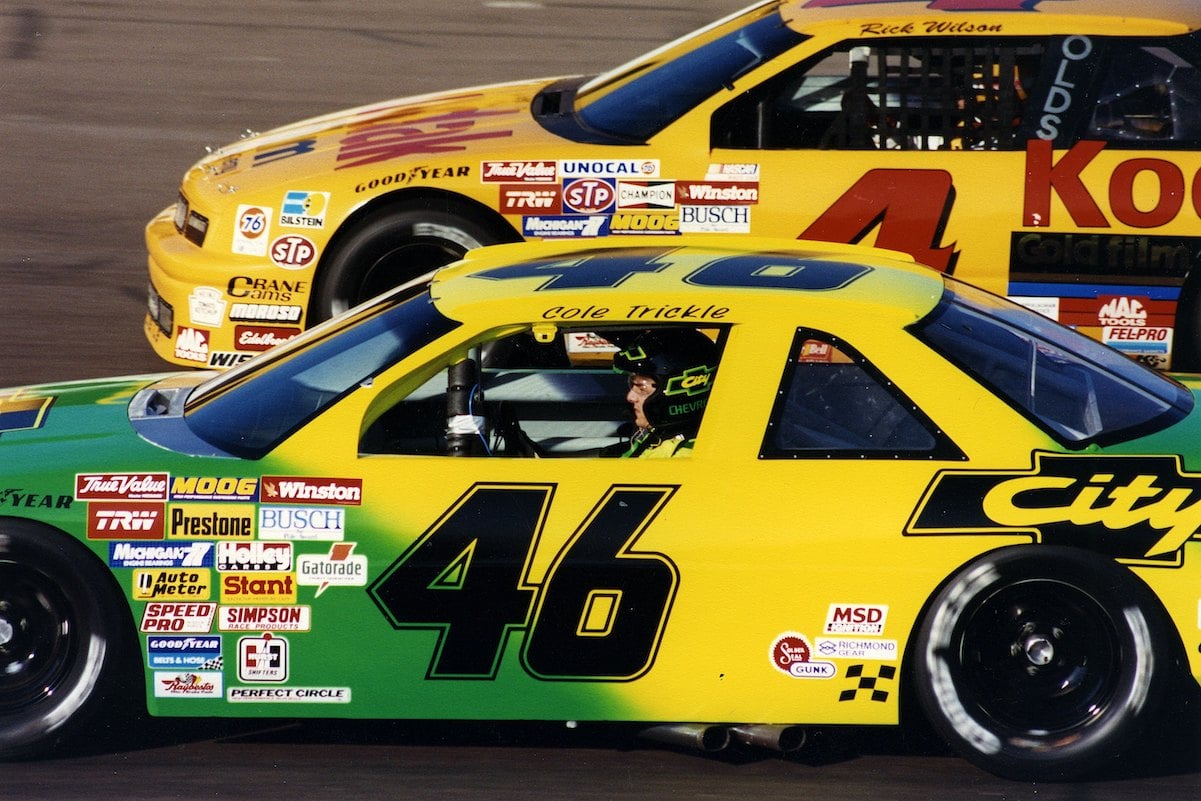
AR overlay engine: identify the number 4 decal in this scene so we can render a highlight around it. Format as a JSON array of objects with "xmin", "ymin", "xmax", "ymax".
[
  {"xmin": 369, "ymin": 483, "xmax": 679, "ymax": 681},
  {"xmin": 800, "ymin": 169, "xmax": 959, "ymax": 273}
]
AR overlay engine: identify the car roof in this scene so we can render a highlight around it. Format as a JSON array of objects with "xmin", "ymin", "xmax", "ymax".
[
  {"xmin": 428, "ymin": 236, "xmax": 948, "ymax": 332},
  {"xmin": 778, "ymin": 0, "xmax": 1201, "ymax": 34}
]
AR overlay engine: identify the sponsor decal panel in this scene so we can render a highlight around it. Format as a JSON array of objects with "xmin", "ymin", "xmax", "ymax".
[
  {"xmin": 221, "ymin": 572, "xmax": 297, "ymax": 604},
  {"xmin": 155, "ymin": 671, "xmax": 223, "ymax": 699},
  {"xmin": 269, "ymin": 234, "xmax": 318, "ymax": 270},
  {"xmin": 228, "ymin": 302, "xmax": 304, "ymax": 324},
  {"xmin": 522, "ymin": 215, "xmax": 609, "ymax": 238},
  {"xmin": 238, "ymin": 632, "xmax": 288, "ymax": 682},
  {"xmin": 77, "ymin": 473, "xmax": 169, "ymax": 501},
  {"xmin": 235, "ymin": 325, "xmax": 301, "ymax": 352},
  {"xmin": 561, "ymin": 178, "xmax": 615, "ymax": 215},
  {"xmin": 208, "ymin": 351, "xmax": 255, "ymax": 369},
  {"xmin": 87, "ymin": 502, "xmax": 165, "ymax": 540},
  {"xmin": 227, "ymin": 686, "xmax": 351, "ymax": 703},
  {"xmin": 769, "ymin": 632, "xmax": 836, "ymax": 679},
  {"xmin": 258, "ymin": 506, "xmax": 346, "ymax": 541},
  {"xmin": 170, "ymin": 476, "xmax": 259, "ymax": 503},
  {"xmin": 216, "ymin": 541, "xmax": 293, "ymax": 572},
  {"xmin": 188, "ymin": 287, "xmax": 227, "ymax": 327},
  {"xmin": 279, "ymin": 190, "xmax": 329, "ymax": 229},
  {"xmin": 675, "ymin": 181, "xmax": 759, "ymax": 205},
  {"xmin": 617, "ymin": 180, "xmax": 676, "ymax": 210},
  {"xmin": 816, "ymin": 638, "xmax": 899, "ymax": 661},
  {"xmin": 147, "ymin": 636, "xmax": 222, "ymax": 669},
  {"xmin": 168, "ymin": 503, "xmax": 255, "ymax": 540},
  {"xmin": 174, "ymin": 326, "xmax": 210, "ymax": 364},
  {"xmin": 481, "ymin": 160, "xmax": 557, "ymax": 183},
  {"xmin": 297, "ymin": 543, "xmax": 368, "ymax": 597},
  {"xmin": 499, "ymin": 184, "xmax": 561, "ymax": 214},
  {"xmin": 825, "ymin": 604, "xmax": 888, "ymax": 635},
  {"xmin": 232, "ymin": 205, "xmax": 271, "ymax": 256},
  {"xmin": 559, "ymin": 159, "xmax": 659, "ymax": 178},
  {"xmin": 261, "ymin": 477, "xmax": 362, "ymax": 506},
  {"xmin": 133, "ymin": 568, "xmax": 212, "ymax": 601},
  {"xmin": 140, "ymin": 602, "xmax": 217, "ymax": 633},
  {"xmin": 679, "ymin": 205, "xmax": 751, "ymax": 233},
  {"xmin": 219, "ymin": 605, "xmax": 312, "ymax": 632},
  {"xmin": 109, "ymin": 541, "xmax": 214, "ymax": 569},
  {"xmin": 0, "ymin": 489, "xmax": 71, "ymax": 510}
]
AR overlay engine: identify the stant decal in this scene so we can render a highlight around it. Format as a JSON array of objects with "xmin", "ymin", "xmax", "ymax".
[{"xmin": 221, "ymin": 572, "xmax": 297, "ymax": 604}]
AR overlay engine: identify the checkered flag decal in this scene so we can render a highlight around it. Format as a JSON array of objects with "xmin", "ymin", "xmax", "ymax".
[
  {"xmin": 839, "ymin": 664, "xmax": 896, "ymax": 702},
  {"xmin": 201, "ymin": 656, "xmax": 224, "ymax": 671}
]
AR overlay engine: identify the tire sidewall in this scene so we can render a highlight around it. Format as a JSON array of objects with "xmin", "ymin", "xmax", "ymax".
[
  {"xmin": 914, "ymin": 545, "xmax": 1167, "ymax": 781},
  {"xmin": 0, "ymin": 519, "xmax": 131, "ymax": 759},
  {"xmin": 313, "ymin": 207, "xmax": 498, "ymax": 321}
]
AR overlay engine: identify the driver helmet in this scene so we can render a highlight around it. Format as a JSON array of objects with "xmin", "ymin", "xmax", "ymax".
[{"xmin": 613, "ymin": 328, "xmax": 718, "ymax": 437}]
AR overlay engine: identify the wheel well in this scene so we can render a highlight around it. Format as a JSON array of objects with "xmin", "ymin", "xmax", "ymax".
[
  {"xmin": 308, "ymin": 187, "xmax": 524, "ymax": 323},
  {"xmin": 0, "ymin": 516, "xmax": 141, "ymax": 664},
  {"xmin": 897, "ymin": 544, "xmax": 1191, "ymax": 729}
]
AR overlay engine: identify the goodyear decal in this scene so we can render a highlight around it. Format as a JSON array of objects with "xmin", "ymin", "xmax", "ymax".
[{"xmin": 906, "ymin": 452, "xmax": 1201, "ymax": 565}]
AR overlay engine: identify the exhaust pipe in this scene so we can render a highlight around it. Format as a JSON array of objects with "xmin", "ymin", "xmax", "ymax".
[
  {"xmin": 639, "ymin": 723, "xmax": 731, "ymax": 752},
  {"xmin": 730, "ymin": 724, "xmax": 807, "ymax": 753}
]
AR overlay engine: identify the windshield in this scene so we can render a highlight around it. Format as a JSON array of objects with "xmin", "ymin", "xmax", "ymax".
[
  {"xmin": 574, "ymin": 2, "xmax": 805, "ymax": 142},
  {"xmin": 184, "ymin": 291, "xmax": 459, "ymax": 458},
  {"xmin": 911, "ymin": 280, "xmax": 1191, "ymax": 447}
]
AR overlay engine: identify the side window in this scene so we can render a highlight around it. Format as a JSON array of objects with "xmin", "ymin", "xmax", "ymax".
[
  {"xmin": 760, "ymin": 331, "xmax": 961, "ymax": 460},
  {"xmin": 1085, "ymin": 36, "xmax": 1201, "ymax": 146},
  {"xmin": 361, "ymin": 325, "xmax": 725, "ymax": 458},
  {"xmin": 712, "ymin": 38, "xmax": 1044, "ymax": 151}
]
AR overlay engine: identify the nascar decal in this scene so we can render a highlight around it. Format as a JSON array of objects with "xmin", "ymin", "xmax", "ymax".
[
  {"xmin": 906, "ymin": 452, "xmax": 1201, "ymax": 564},
  {"xmin": 370, "ymin": 483, "xmax": 678, "ymax": 681}
]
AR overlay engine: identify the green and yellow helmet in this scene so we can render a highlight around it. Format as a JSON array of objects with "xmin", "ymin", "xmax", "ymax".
[{"xmin": 613, "ymin": 329, "xmax": 718, "ymax": 437}]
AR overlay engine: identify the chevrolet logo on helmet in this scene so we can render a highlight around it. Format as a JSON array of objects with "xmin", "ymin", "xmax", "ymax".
[{"xmin": 664, "ymin": 365, "xmax": 715, "ymax": 397}]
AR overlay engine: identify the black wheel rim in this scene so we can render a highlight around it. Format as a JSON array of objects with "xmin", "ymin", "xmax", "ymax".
[
  {"xmin": 0, "ymin": 562, "xmax": 77, "ymax": 714},
  {"xmin": 953, "ymin": 578, "xmax": 1122, "ymax": 736},
  {"xmin": 335, "ymin": 238, "xmax": 466, "ymax": 314}
]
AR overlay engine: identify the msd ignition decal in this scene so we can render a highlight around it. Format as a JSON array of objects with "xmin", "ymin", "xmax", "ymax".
[
  {"xmin": 907, "ymin": 452, "xmax": 1201, "ymax": 565},
  {"xmin": 370, "ymin": 483, "xmax": 678, "ymax": 680},
  {"xmin": 336, "ymin": 107, "xmax": 517, "ymax": 171},
  {"xmin": 770, "ymin": 633, "xmax": 836, "ymax": 679}
]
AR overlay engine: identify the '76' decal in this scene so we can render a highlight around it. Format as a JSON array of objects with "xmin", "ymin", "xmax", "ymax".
[{"xmin": 369, "ymin": 483, "xmax": 679, "ymax": 681}]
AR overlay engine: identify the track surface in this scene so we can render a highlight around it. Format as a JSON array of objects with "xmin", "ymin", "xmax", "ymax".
[{"xmin": 0, "ymin": 2, "xmax": 1198, "ymax": 798}]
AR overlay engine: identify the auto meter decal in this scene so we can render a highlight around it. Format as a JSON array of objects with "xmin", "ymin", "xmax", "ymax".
[{"xmin": 906, "ymin": 452, "xmax": 1201, "ymax": 564}]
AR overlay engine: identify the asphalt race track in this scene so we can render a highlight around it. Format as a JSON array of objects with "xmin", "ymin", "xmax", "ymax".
[{"xmin": 0, "ymin": 2, "xmax": 1198, "ymax": 798}]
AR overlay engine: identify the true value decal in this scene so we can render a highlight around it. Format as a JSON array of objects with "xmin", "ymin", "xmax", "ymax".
[{"xmin": 905, "ymin": 452, "xmax": 1201, "ymax": 565}]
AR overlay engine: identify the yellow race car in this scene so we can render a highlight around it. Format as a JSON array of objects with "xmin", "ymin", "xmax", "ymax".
[
  {"xmin": 9, "ymin": 237, "xmax": 1201, "ymax": 780},
  {"xmin": 148, "ymin": 0, "xmax": 1201, "ymax": 370}
]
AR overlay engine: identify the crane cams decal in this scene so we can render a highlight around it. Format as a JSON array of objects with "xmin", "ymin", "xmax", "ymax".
[{"xmin": 905, "ymin": 452, "xmax": 1201, "ymax": 566}]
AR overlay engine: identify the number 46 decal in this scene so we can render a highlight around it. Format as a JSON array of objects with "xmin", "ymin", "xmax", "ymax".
[{"xmin": 368, "ymin": 483, "xmax": 679, "ymax": 681}]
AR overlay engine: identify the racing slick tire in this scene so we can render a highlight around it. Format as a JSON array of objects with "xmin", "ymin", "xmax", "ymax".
[
  {"xmin": 0, "ymin": 518, "xmax": 136, "ymax": 760},
  {"xmin": 913, "ymin": 545, "xmax": 1173, "ymax": 782},
  {"xmin": 312, "ymin": 204, "xmax": 512, "ymax": 321}
]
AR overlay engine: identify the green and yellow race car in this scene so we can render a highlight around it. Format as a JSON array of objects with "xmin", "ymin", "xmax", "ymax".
[{"xmin": 7, "ymin": 237, "xmax": 1201, "ymax": 780}]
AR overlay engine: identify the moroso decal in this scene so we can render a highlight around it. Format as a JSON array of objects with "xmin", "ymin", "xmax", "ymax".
[{"xmin": 906, "ymin": 452, "xmax": 1201, "ymax": 565}]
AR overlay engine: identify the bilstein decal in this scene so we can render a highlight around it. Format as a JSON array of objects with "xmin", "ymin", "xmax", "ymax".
[{"xmin": 905, "ymin": 452, "xmax": 1201, "ymax": 565}]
